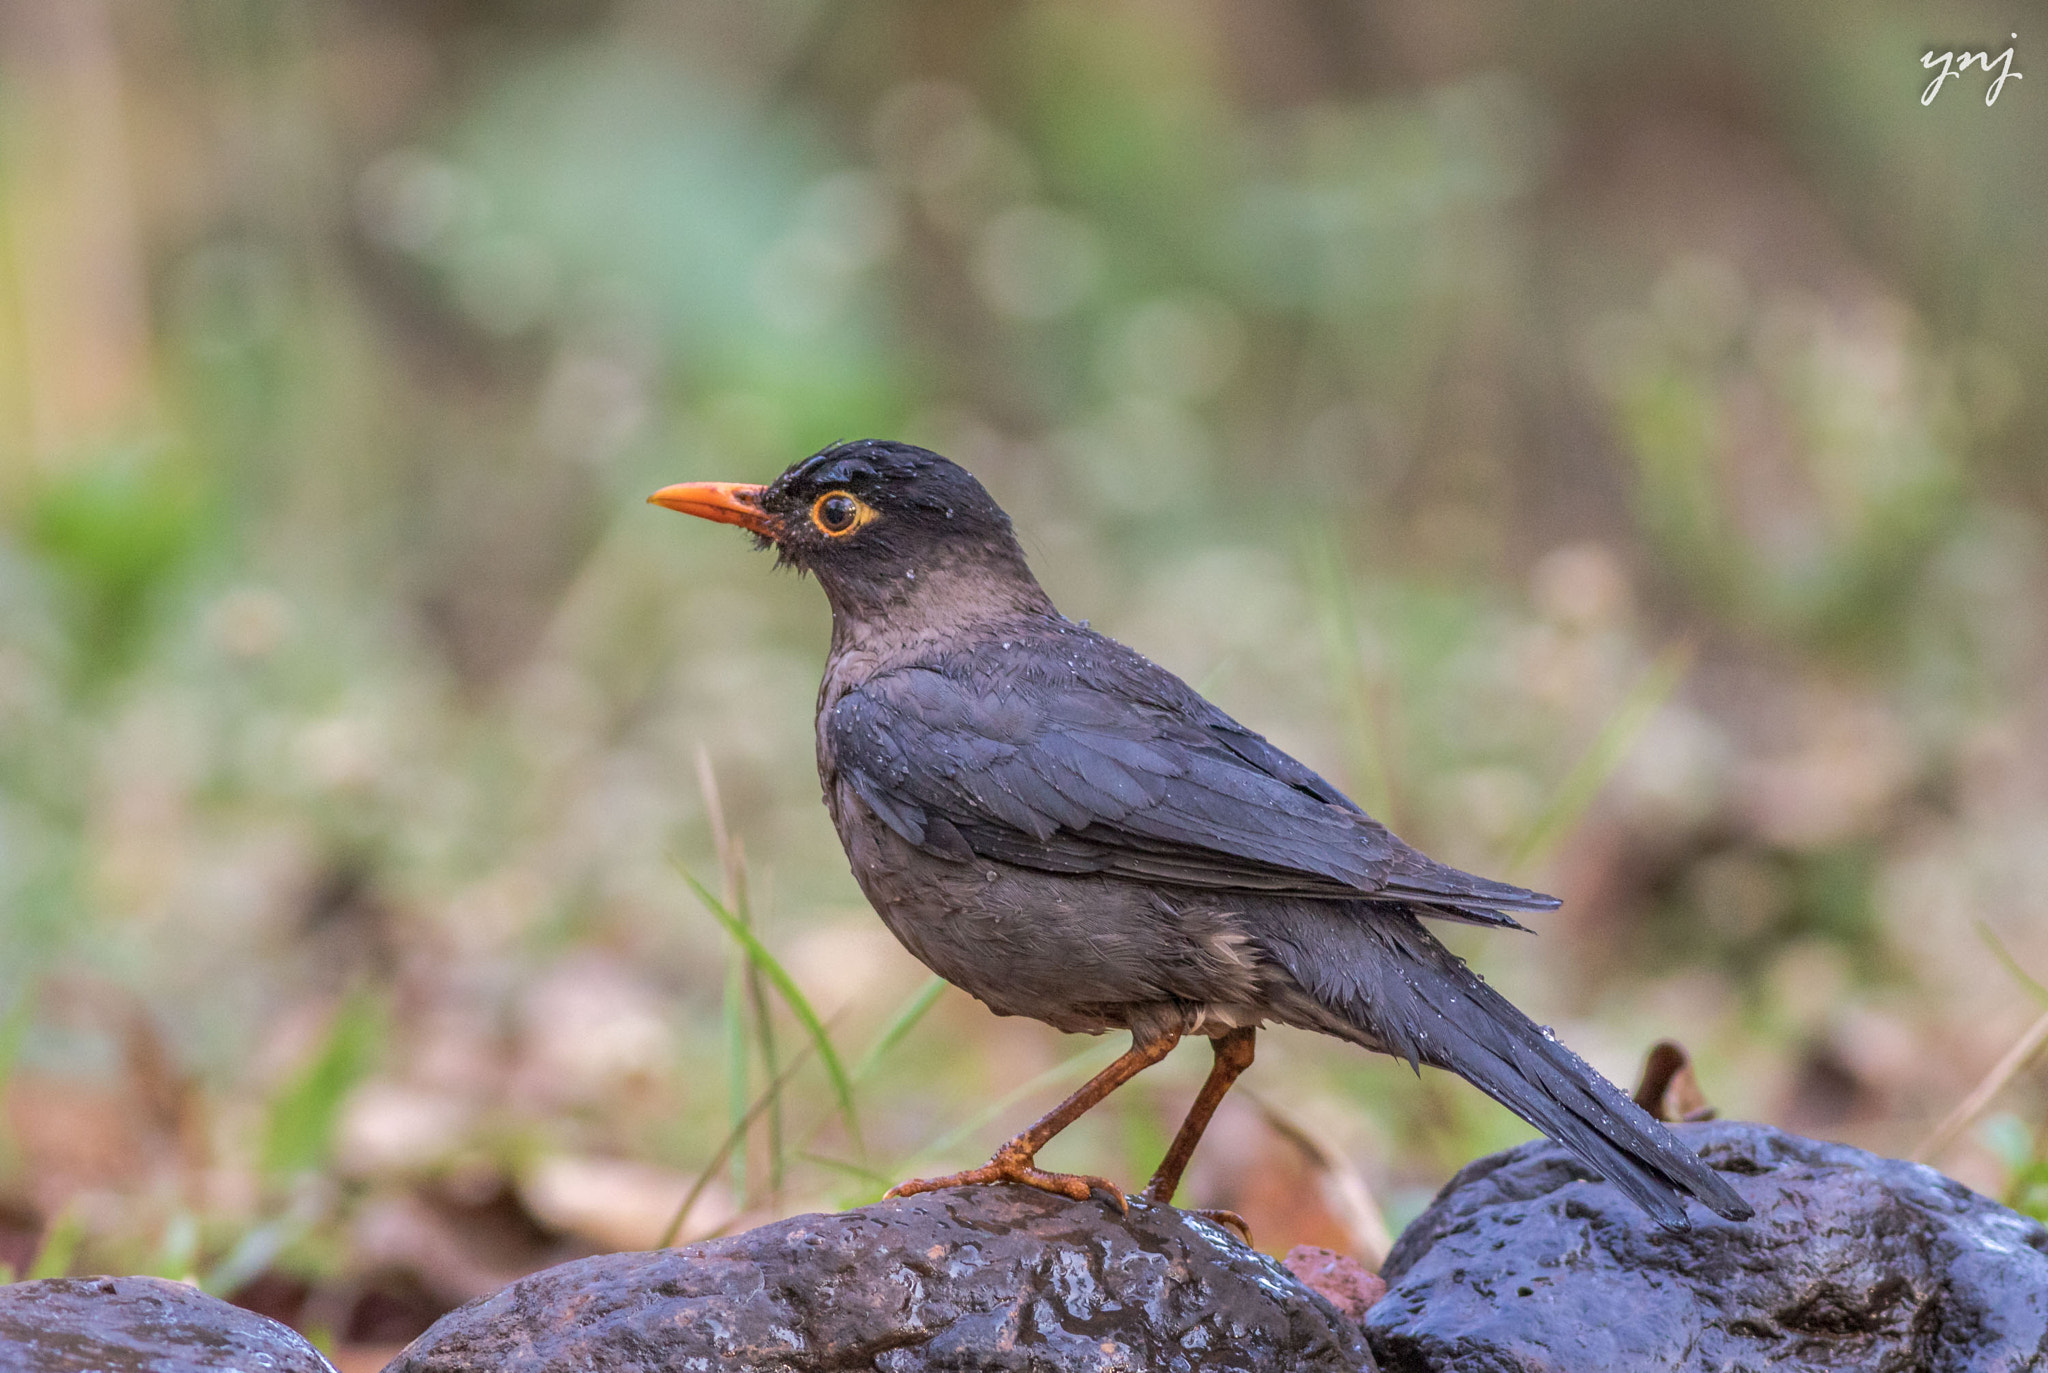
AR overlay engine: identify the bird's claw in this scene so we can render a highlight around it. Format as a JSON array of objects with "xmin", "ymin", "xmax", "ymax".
[
  {"xmin": 886, "ymin": 1145, "xmax": 1128, "ymax": 1212},
  {"xmin": 1181, "ymin": 1207, "xmax": 1254, "ymax": 1245}
]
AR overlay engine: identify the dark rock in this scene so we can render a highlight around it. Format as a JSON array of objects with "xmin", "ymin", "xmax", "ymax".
[
  {"xmin": 389, "ymin": 1186, "xmax": 1378, "ymax": 1372},
  {"xmin": 0, "ymin": 1275, "xmax": 338, "ymax": 1373},
  {"xmin": 1366, "ymin": 1119, "xmax": 2048, "ymax": 1373}
]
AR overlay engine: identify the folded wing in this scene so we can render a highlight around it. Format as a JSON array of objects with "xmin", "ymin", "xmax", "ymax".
[{"xmin": 829, "ymin": 628, "xmax": 1557, "ymax": 924}]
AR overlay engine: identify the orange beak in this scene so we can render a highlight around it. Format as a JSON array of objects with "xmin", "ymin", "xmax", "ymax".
[{"xmin": 646, "ymin": 481, "xmax": 775, "ymax": 537}]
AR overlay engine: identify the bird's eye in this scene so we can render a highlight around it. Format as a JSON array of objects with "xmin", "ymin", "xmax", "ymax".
[{"xmin": 810, "ymin": 491, "xmax": 874, "ymax": 537}]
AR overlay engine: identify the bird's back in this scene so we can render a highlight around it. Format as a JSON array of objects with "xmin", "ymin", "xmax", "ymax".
[{"xmin": 818, "ymin": 614, "xmax": 1555, "ymax": 924}]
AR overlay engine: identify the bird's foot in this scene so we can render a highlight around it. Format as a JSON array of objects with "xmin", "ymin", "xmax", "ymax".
[
  {"xmin": 1138, "ymin": 1179, "xmax": 1252, "ymax": 1245},
  {"xmin": 885, "ymin": 1143, "xmax": 1128, "ymax": 1213},
  {"xmin": 1179, "ymin": 1207, "xmax": 1254, "ymax": 1245}
]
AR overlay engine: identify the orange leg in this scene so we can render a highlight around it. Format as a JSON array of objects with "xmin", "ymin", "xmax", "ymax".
[
  {"xmin": 886, "ymin": 1026, "xmax": 1180, "ymax": 1211},
  {"xmin": 1143, "ymin": 1027, "xmax": 1257, "ymax": 1239}
]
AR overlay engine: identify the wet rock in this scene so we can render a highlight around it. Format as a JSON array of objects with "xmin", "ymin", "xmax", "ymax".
[
  {"xmin": 1366, "ymin": 1119, "xmax": 2048, "ymax": 1373},
  {"xmin": 390, "ymin": 1186, "xmax": 1378, "ymax": 1372},
  {"xmin": 0, "ymin": 1275, "xmax": 338, "ymax": 1373}
]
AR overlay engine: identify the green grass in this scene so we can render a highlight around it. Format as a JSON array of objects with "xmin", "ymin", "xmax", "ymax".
[
  {"xmin": 262, "ymin": 989, "xmax": 386, "ymax": 1179},
  {"xmin": 27, "ymin": 1208, "xmax": 82, "ymax": 1281},
  {"xmin": 676, "ymin": 863, "xmax": 862, "ymax": 1155},
  {"xmin": 0, "ymin": 0, "xmax": 2038, "ymax": 1302},
  {"xmin": 891, "ymin": 1039, "xmax": 1127, "ymax": 1175},
  {"xmin": 657, "ymin": 965, "xmax": 949, "ymax": 1245},
  {"xmin": 0, "ymin": 989, "xmax": 34, "ymax": 1181},
  {"xmin": 852, "ymin": 976, "xmax": 947, "ymax": 1084},
  {"xmin": 659, "ymin": 1033, "xmax": 825, "ymax": 1248}
]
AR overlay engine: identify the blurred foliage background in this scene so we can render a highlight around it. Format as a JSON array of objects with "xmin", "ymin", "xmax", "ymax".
[{"xmin": 1, "ymin": 0, "xmax": 2046, "ymax": 1361}]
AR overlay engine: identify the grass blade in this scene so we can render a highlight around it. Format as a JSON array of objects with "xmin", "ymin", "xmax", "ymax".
[
  {"xmin": 722, "ymin": 945, "xmax": 749, "ymax": 1202},
  {"xmin": 692, "ymin": 758, "xmax": 778, "ymax": 1196},
  {"xmin": 695, "ymin": 748, "xmax": 737, "ymax": 902},
  {"xmin": 199, "ymin": 1183, "xmax": 329, "ymax": 1297},
  {"xmin": 1507, "ymin": 640, "xmax": 1694, "ymax": 875},
  {"xmin": 790, "ymin": 976, "xmax": 947, "ymax": 1166},
  {"xmin": 201, "ymin": 1217, "xmax": 293, "ymax": 1298},
  {"xmin": 739, "ymin": 874, "xmax": 786, "ymax": 1198},
  {"xmin": 751, "ymin": 954, "xmax": 785, "ymax": 1194},
  {"xmin": 674, "ymin": 861, "xmax": 862, "ymax": 1153},
  {"xmin": 1916, "ymin": 1008, "xmax": 2048, "ymax": 1164},
  {"xmin": 1977, "ymin": 921, "xmax": 2048, "ymax": 1008},
  {"xmin": 28, "ymin": 1207, "xmax": 82, "ymax": 1280},
  {"xmin": 657, "ymin": 1036, "xmax": 821, "ymax": 1249},
  {"xmin": 151, "ymin": 1212, "xmax": 201, "ymax": 1281},
  {"xmin": 1245, "ymin": 1087, "xmax": 1393, "ymax": 1268},
  {"xmin": 0, "ymin": 988, "xmax": 34, "ymax": 1179},
  {"xmin": 262, "ymin": 989, "xmax": 384, "ymax": 1177},
  {"xmin": 852, "ymin": 975, "xmax": 946, "ymax": 1084},
  {"xmin": 896, "ymin": 1039, "xmax": 1123, "ymax": 1173},
  {"xmin": 1915, "ymin": 933, "xmax": 2048, "ymax": 1163},
  {"xmin": 699, "ymin": 751, "xmax": 785, "ymax": 1196},
  {"xmin": 797, "ymin": 1151, "xmax": 888, "ymax": 1187}
]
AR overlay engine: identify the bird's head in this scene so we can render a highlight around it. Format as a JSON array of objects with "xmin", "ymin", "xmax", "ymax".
[{"xmin": 649, "ymin": 440, "xmax": 1051, "ymax": 628}]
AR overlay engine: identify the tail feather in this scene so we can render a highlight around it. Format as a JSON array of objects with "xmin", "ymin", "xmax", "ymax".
[{"xmin": 1258, "ymin": 904, "xmax": 1753, "ymax": 1227}]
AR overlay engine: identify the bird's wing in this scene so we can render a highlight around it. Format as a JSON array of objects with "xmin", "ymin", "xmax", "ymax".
[{"xmin": 828, "ymin": 629, "xmax": 1557, "ymax": 921}]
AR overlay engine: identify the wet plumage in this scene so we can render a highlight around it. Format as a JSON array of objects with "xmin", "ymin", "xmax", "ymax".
[{"xmin": 651, "ymin": 439, "xmax": 1751, "ymax": 1229}]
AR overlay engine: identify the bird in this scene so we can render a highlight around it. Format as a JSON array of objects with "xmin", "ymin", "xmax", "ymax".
[{"xmin": 649, "ymin": 439, "xmax": 1752, "ymax": 1231}]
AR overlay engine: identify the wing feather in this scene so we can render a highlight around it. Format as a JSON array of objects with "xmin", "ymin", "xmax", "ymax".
[{"xmin": 828, "ymin": 626, "xmax": 1558, "ymax": 922}]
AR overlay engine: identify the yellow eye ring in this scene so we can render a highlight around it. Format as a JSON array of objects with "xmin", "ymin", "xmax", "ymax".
[{"xmin": 810, "ymin": 490, "xmax": 877, "ymax": 537}]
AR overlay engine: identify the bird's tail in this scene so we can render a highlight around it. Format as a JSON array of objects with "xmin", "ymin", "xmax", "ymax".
[{"xmin": 1257, "ymin": 905, "xmax": 1753, "ymax": 1227}]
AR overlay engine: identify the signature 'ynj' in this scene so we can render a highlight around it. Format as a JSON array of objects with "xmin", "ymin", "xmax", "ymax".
[{"xmin": 651, "ymin": 440, "xmax": 1751, "ymax": 1231}]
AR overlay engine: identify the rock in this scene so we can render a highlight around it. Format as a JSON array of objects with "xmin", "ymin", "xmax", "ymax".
[
  {"xmin": 0, "ymin": 1275, "xmax": 338, "ymax": 1373},
  {"xmin": 1365, "ymin": 1119, "xmax": 2048, "ymax": 1373},
  {"xmin": 1282, "ymin": 1246, "xmax": 1386, "ymax": 1324},
  {"xmin": 390, "ymin": 1186, "xmax": 1378, "ymax": 1372}
]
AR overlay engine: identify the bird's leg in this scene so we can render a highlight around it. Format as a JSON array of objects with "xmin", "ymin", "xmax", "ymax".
[
  {"xmin": 1145, "ymin": 1027, "xmax": 1257, "ymax": 1204},
  {"xmin": 1143, "ymin": 1027, "xmax": 1257, "ymax": 1241},
  {"xmin": 885, "ymin": 1027, "xmax": 1180, "ymax": 1212}
]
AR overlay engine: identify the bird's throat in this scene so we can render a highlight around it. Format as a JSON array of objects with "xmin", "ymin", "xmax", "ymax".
[{"xmin": 820, "ymin": 552, "xmax": 1057, "ymax": 658}]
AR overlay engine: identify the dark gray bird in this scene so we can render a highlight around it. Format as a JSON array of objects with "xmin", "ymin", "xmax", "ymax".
[{"xmin": 650, "ymin": 439, "xmax": 1751, "ymax": 1230}]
